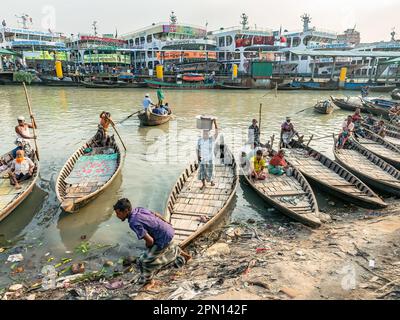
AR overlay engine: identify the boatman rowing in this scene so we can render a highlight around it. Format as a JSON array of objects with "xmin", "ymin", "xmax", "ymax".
[{"xmin": 15, "ymin": 115, "xmax": 37, "ymax": 158}]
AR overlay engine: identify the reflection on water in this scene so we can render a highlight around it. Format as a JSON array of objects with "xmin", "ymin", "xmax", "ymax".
[{"xmin": 0, "ymin": 85, "xmax": 375, "ymax": 286}]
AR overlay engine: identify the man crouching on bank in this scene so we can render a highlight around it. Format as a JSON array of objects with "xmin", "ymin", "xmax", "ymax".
[{"xmin": 114, "ymin": 198, "xmax": 191, "ymax": 288}]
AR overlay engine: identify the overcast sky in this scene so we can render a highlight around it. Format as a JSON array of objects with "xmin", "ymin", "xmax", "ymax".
[{"xmin": 1, "ymin": 0, "xmax": 399, "ymax": 42}]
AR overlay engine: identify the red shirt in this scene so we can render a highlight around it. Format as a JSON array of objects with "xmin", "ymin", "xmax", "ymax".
[
  {"xmin": 352, "ymin": 113, "xmax": 362, "ymax": 123},
  {"xmin": 270, "ymin": 154, "xmax": 287, "ymax": 167}
]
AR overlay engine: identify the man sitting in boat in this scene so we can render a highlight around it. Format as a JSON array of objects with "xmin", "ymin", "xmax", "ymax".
[
  {"xmin": 93, "ymin": 111, "xmax": 113, "ymax": 148},
  {"xmin": 364, "ymin": 114, "xmax": 376, "ymax": 126},
  {"xmin": 12, "ymin": 138, "xmax": 33, "ymax": 159},
  {"xmin": 250, "ymin": 150, "xmax": 267, "ymax": 180},
  {"xmin": 9, "ymin": 149, "xmax": 35, "ymax": 190},
  {"xmin": 248, "ymin": 119, "xmax": 261, "ymax": 146},
  {"xmin": 372, "ymin": 120, "xmax": 386, "ymax": 138},
  {"xmin": 160, "ymin": 103, "xmax": 172, "ymax": 115},
  {"xmin": 268, "ymin": 149, "xmax": 289, "ymax": 176},
  {"xmin": 280, "ymin": 117, "xmax": 303, "ymax": 148},
  {"xmin": 337, "ymin": 116, "xmax": 355, "ymax": 149},
  {"xmin": 197, "ymin": 119, "xmax": 219, "ymax": 191},
  {"xmin": 143, "ymin": 94, "xmax": 156, "ymax": 111},
  {"xmin": 113, "ymin": 198, "xmax": 191, "ymax": 289},
  {"xmin": 152, "ymin": 105, "xmax": 167, "ymax": 116},
  {"xmin": 361, "ymin": 86, "xmax": 369, "ymax": 98}
]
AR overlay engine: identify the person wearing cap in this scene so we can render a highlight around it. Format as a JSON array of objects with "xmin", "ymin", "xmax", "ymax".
[
  {"xmin": 15, "ymin": 115, "xmax": 37, "ymax": 141},
  {"xmin": 197, "ymin": 119, "xmax": 219, "ymax": 190},
  {"xmin": 11, "ymin": 138, "xmax": 33, "ymax": 159},
  {"xmin": 280, "ymin": 117, "xmax": 302, "ymax": 148},
  {"xmin": 93, "ymin": 111, "xmax": 113, "ymax": 148},
  {"xmin": 9, "ymin": 149, "xmax": 35, "ymax": 190},
  {"xmin": 143, "ymin": 94, "xmax": 156, "ymax": 111},
  {"xmin": 248, "ymin": 119, "xmax": 261, "ymax": 146}
]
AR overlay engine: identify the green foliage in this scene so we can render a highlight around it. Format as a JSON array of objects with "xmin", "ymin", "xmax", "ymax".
[{"xmin": 13, "ymin": 71, "xmax": 35, "ymax": 84}]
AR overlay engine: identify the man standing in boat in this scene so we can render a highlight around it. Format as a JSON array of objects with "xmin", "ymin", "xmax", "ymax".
[
  {"xmin": 143, "ymin": 93, "xmax": 156, "ymax": 111},
  {"xmin": 15, "ymin": 116, "xmax": 37, "ymax": 154},
  {"xmin": 157, "ymin": 85, "xmax": 165, "ymax": 107},
  {"xmin": 248, "ymin": 119, "xmax": 261, "ymax": 146},
  {"xmin": 197, "ymin": 119, "xmax": 219, "ymax": 190},
  {"xmin": 113, "ymin": 198, "xmax": 191, "ymax": 289},
  {"xmin": 280, "ymin": 117, "xmax": 303, "ymax": 148}
]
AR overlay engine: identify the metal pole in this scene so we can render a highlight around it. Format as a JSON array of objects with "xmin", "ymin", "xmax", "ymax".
[{"xmin": 331, "ymin": 57, "xmax": 336, "ymax": 80}]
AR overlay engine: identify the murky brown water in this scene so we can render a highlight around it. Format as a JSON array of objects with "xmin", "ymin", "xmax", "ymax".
[{"xmin": 0, "ymin": 85, "xmax": 370, "ymax": 287}]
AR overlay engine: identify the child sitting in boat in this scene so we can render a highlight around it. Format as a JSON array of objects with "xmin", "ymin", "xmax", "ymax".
[
  {"xmin": 250, "ymin": 150, "xmax": 267, "ymax": 180},
  {"xmin": 268, "ymin": 149, "xmax": 289, "ymax": 176}
]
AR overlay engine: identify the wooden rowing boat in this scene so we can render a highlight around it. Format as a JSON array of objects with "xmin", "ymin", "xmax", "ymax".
[
  {"xmin": 56, "ymin": 137, "xmax": 122, "ymax": 213},
  {"xmin": 0, "ymin": 150, "xmax": 39, "ymax": 222},
  {"xmin": 354, "ymin": 129, "xmax": 400, "ymax": 169},
  {"xmin": 145, "ymin": 79, "xmax": 216, "ymax": 90},
  {"xmin": 82, "ymin": 81, "xmax": 128, "ymax": 89},
  {"xmin": 361, "ymin": 122, "xmax": 400, "ymax": 147},
  {"xmin": 331, "ymin": 96, "xmax": 363, "ymax": 112},
  {"xmin": 277, "ymin": 83, "xmax": 303, "ymax": 91},
  {"xmin": 368, "ymin": 85, "xmax": 397, "ymax": 93},
  {"xmin": 333, "ymin": 136, "xmax": 400, "ymax": 196},
  {"xmin": 240, "ymin": 147, "xmax": 322, "ymax": 228},
  {"xmin": 137, "ymin": 109, "xmax": 172, "ymax": 126},
  {"xmin": 363, "ymin": 116, "xmax": 400, "ymax": 133},
  {"xmin": 164, "ymin": 137, "xmax": 238, "ymax": 248},
  {"xmin": 286, "ymin": 141, "xmax": 387, "ymax": 209},
  {"xmin": 314, "ymin": 101, "xmax": 335, "ymax": 114},
  {"xmin": 215, "ymin": 83, "xmax": 252, "ymax": 90}
]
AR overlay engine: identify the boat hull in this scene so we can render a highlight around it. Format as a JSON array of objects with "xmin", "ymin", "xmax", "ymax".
[{"xmin": 138, "ymin": 110, "xmax": 172, "ymax": 126}]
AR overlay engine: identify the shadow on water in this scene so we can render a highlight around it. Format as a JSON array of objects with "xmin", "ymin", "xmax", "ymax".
[
  {"xmin": 57, "ymin": 173, "xmax": 123, "ymax": 251},
  {"xmin": 0, "ymin": 186, "xmax": 47, "ymax": 246}
]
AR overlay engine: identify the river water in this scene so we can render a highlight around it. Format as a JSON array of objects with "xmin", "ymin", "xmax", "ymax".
[{"xmin": 0, "ymin": 86, "xmax": 367, "ymax": 288}]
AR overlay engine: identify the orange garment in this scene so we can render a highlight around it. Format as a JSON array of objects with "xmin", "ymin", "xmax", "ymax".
[{"xmin": 269, "ymin": 154, "xmax": 287, "ymax": 167}]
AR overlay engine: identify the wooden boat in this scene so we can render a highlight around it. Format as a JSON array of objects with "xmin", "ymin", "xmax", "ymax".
[
  {"xmin": 216, "ymin": 83, "xmax": 251, "ymax": 90},
  {"xmin": 145, "ymin": 79, "xmax": 216, "ymax": 90},
  {"xmin": 240, "ymin": 148, "xmax": 322, "ymax": 228},
  {"xmin": 137, "ymin": 109, "xmax": 172, "ymax": 126},
  {"xmin": 56, "ymin": 137, "xmax": 122, "ymax": 213},
  {"xmin": 353, "ymin": 129, "xmax": 400, "ymax": 169},
  {"xmin": 0, "ymin": 150, "xmax": 39, "ymax": 222},
  {"xmin": 277, "ymin": 83, "xmax": 303, "ymax": 91},
  {"xmin": 164, "ymin": 137, "xmax": 238, "ymax": 248},
  {"xmin": 391, "ymin": 89, "xmax": 400, "ymax": 100},
  {"xmin": 362, "ymin": 115, "xmax": 400, "ymax": 133},
  {"xmin": 331, "ymin": 96, "xmax": 390, "ymax": 118},
  {"xmin": 82, "ymin": 81, "xmax": 128, "ymax": 89},
  {"xmin": 368, "ymin": 85, "xmax": 397, "ymax": 93},
  {"xmin": 331, "ymin": 96, "xmax": 364, "ymax": 112},
  {"xmin": 286, "ymin": 141, "xmax": 387, "ymax": 209},
  {"xmin": 333, "ymin": 137, "xmax": 400, "ymax": 196},
  {"xmin": 363, "ymin": 98, "xmax": 398, "ymax": 109},
  {"xmin": 314, "ymin": 101, "xmax": 335, "ymax": 114}
]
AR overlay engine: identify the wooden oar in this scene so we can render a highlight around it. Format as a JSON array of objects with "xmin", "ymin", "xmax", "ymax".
[
  {"xmin": 22, "ymin": 82, "xmax": 40, "ymax": 161},
  {"xmin": 106, "ymin": 117, "xmax": 127, "ymax": 152},
  {"xmin": 295, "ymin": 106, "xmax": 314, "ymax": 114},
  {"xmin": 118, "ymin": 110, "xmax": 141, "ymax": 124},
  {"xmin": 259, "ymin": 103, "xmax": 263, "ymax": 137}
]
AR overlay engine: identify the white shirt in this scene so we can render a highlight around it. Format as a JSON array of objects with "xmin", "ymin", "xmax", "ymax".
[
  {"xmin": 16, "ymin": 124, "xmax": 30, "ymax": 139},
  {"xmin": 11, "ymin": 157, "xmax": 34, "ymax": 175},
  {"xmin": 197, "ymin": 137, "xmax": 215, "ymax": 163},
  {"xmin": 143, "ymin": 97, "xmax": 153, "ymax": 110},
  {"xmin": 342, "ymin": 120, "xmax": 355, "ymax": 132}
]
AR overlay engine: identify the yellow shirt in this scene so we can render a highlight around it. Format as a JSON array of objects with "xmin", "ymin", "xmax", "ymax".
[{"xmin": 250, "ymin": 156, "xmax": 266, "ymax": 173}]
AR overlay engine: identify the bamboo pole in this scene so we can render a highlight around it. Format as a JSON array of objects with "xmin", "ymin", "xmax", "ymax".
[
  {"xmin": 109, "ymin": 119, "xmax": 127, "ymax": 152},
  {"xmin": 259, "ymin": 103, "xmax": 262, "ymax": 137},
  {"xmin": 22, "ymin": 82, "xmax": 40, "ymax": 161}
]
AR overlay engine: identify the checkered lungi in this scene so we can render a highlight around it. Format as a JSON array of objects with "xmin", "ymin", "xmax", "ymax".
[
  {"xmin": 198, "ymin": 161, "xmax": 214, "ymax": 182},
  {"xmin": 137, "ymin": 242, "xmax": 186, "ymax": 284}
]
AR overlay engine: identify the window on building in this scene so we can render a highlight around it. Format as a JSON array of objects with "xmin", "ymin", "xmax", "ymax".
[
  {"xmin": 292, "ymin": 37, "xmax": 301, "ymax": 47},
  {"xmin": 219, "ymin": 37, "xmax": 225, "ymax": 47},
  {"xmin": 147, "ymin": 35, "xmax": 152, "ymax": 43},
  {"xmin": 226, "ymin": 36, "xmax": 233, "ymax": 46},
  {"xmin": 135, "ymin": 38, "xmax": 140, "ymax": 45}
]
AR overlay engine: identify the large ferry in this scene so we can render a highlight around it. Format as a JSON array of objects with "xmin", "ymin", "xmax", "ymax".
[
  {"xmin": 121, "ymin": 12, "xmax": 217, "ymax": 73},
  {"xmin": 0, "ymin": 15, "xmax": 67, "ymax": 70}
]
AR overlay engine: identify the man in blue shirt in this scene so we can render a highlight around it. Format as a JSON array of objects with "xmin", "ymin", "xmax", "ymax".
[
  {"xmin": 142, "ymin": 94, "xmax": 156, "ymax": 111},
  {"xmin": 114, "ymin": 198, "xmax": 191, "ymax": 288}
]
